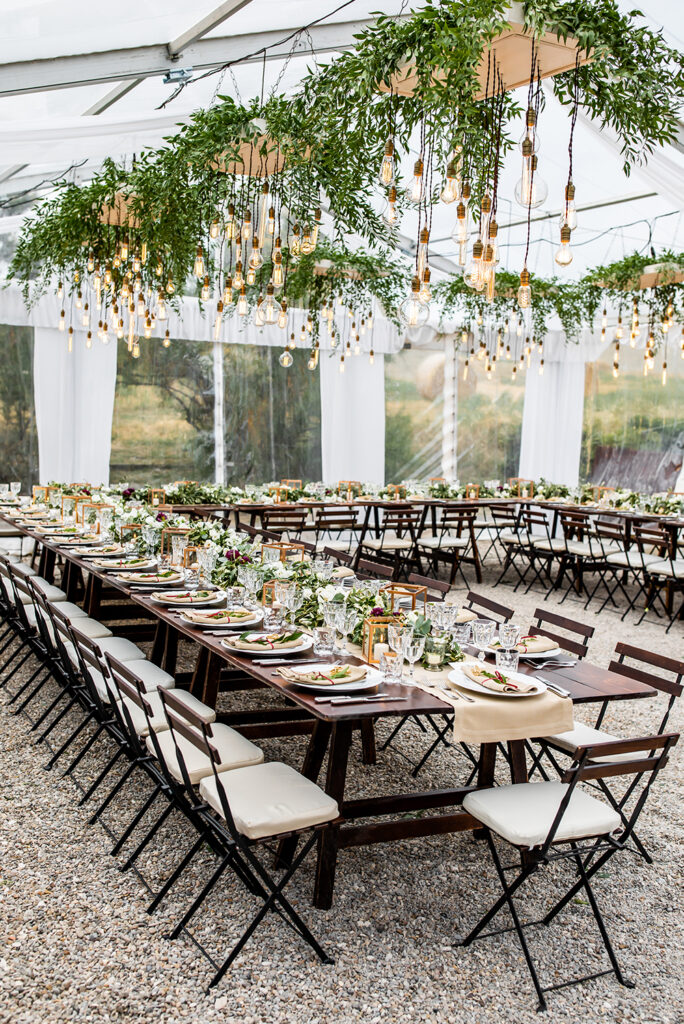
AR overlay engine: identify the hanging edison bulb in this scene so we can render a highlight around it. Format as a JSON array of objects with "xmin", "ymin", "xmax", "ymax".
[
  {"xmin": 381, "ymin": 185, "xmax": 399, "ymax": 228},
  {"xmin": 515, "ymin": 150, "xmax": 548, "ymax": 209},
  {"xmin": 300, "ymin": 225, "xmax": 315, "ymax": 255},
  {"xmin": 290, "ymin": 223, "xmax": 301, "ymax": 260},
  {"xmin": 57, "ymin": 281, "xmax": 65, "ymax": 301},
  {"xmin": 517, "ymin": 268, "xmax": 531, "ymax": 309},
  {"xmin": 409, "ymin": 159, "xmax": 424, "ymax": 205},
  {"xmin": 166, "ymin": 276, "xmax": 175, "ymax": 296},
  {"xmin": 223, "ymin": 277, "xmax": 234, "ymax": 306},
  {"xmin": 237, "ymin": 286, "xmax": 248, "ymax": 317},
  {"xmin": 163, "ymin": 329, "xmax": 171, "ymax": 348},
  {"xmin": 480, "ymin": 193, "xmax": 492, "ymax": 244},
  {"xmin": 201, "ymin": 276, "xmax": 211, "ymax": 301},
  {"xmin": 155, "ymin": 260, "xmax": 163, "ymax": 278},
  {"xmin": 419, "ymin": 267, "xmax": 432, "ymax": 304},
  {"xmin": 463, "ymin": 240, "xmax": 485, "ymax": 291},
  {"xmin": 272, "ymin": 251, "xmax": 284, "ymax": 288},
  {"xmin": 194, "ymin": 247, "xmax": 205, "ymax": 278},
  {"xmin": 224, "ymin": 204, "xmax": 237, "ymax": 241},
  {"xmin": 144, "ymin": 318, "xmax": 152, "ymax": 340},
  {"xmin": 249, "ymin": 238, "xmax": 264, "ymax": 269},
  {"xmin": 262, "ymin": 284, "xmax": 282, "ymax": 327},
  {"xmin": 241, "ymin": 209, "xmax": 252, "ymax": 242},
  {"xmin": 246, "ymin": 267, "xmax": 256, "ymax": 286},
  {"xmin": 440, "ymin": 158, "xmax": 460, "ymax": 204},
  {"xmin": 213, "ymin": 300, "xmax": 223, "ymax": 340},
  {"xmin": 417, "ymin": 228, "xmax": 429, "ymax": 276},
  {"xmin": 278, "ymin": 300, "xmax": 289, "ymax": 330},
  {"xmin": 267, "ymin": 206, "xmax": 276, "ymax": 236},
  {"xmin": 82, "ymin": 302, "xmax": 89, "ymax": 328},
  {"xmin": 554, "ymin": 225, "xmax": 574, "ymax": 267},
  {"xmin": 58, "ymin": 310, "xmax": 66, "ymax": 332},
  {"xmin": 452, "ymin": 202, "xmax": 469, "ymax": 266},
  {"xmin": 615, "ymin": 315, "xmax": 624, "ymax": 341},
  {"xmin": 483, "ymin": 244, "xmax": 496, "ymax": 302},
  {"xmin": 379, "ymin": 139, "xmax": 395, "ymax": 186},
  {"xmin": 254, "ymin": 296, "xmax": 265, "ymax": 327},
  {"xmin": 156, "ymin": 292, "xmax": 167, "ymax": 320},
  {"xmin": 307, "ymin": 351, "xmax": 317, "ymax": 370},
  {"xmin": 210, "ymin": 219, "xmax": 220, "ymax": 240},
  {"xmin": 559, "ymin": 182, "xmax": 577, "ymax": 230},
  {"xmin": 233, "ymin": 260, "xmax": 244, "ymax": 290},
  {"xmin": 279, "ymin": 349, "xmax": 293, "ymax": 368},
  {"xmin": 399, "ymin": 276, "xmax": 430, "ymax": 328},
  {"xmin": 488, "ymin": 221, "xmax": 499, "ymax": 266},
  {"xmin": 369, "ymin": 348, "xmax": 375, "ymax": 365},
  {"xmin": 287, "ymin": 329, "xmax": 296, "ymax": 351}
]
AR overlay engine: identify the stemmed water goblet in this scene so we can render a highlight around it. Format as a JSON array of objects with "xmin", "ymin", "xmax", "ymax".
[
  {"xmin": 404, "ymin": 634, "xmax": 426, "ymax": 682},
  {"xmin": 471, "ymin": 619, "xmax": 497, "ymax": 662},
  {"xmin": 10, "ymin": 482, "xmax": 21, "ymax": 499},
  {"xmin": 239, "ymin": 565, "xmax": 260, "ymax": 609},
  {"xmin": 337, "ymin": 606, "xmax": 358, "ymax": 656}
]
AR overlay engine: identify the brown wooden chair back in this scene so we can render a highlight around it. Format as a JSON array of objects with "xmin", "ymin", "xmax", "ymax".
[
  {"xmin": 464, "ymin": 590, "xmax": 513, "ymax": 622},
  {"xmin": 530, "ymin": 608, "xmax": 595, "ymax": 659}
]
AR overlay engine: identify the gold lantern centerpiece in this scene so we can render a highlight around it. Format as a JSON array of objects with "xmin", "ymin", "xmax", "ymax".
[
  {"xmin": 362, "ymin": 612, "xmax": 402, "ymax": 664},
  {"xmin": 261, "ymin": 540, "xmax": 307, "ymax": 563},
  {"xmin": 379, "ymin": 581, "xmax": 428, "ymax": 615}
]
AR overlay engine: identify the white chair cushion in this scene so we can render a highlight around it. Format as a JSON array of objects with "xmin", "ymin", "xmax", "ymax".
[
  {"xmin": 531, "ymin": 537, "xmax": 566, "ymax": 553},
  {"xmin": 364, "ymin": 535, "xmax": 413, "ymax": 551},
  {"xmin": 316, "ymin": 539, "xmax": 351, "ymax": 552},
  {"xmin": 51, "ymin": 600, "xmax": 89, "ymax": 620},
  {"xmin": 0, "ymin": 539, "xmax": 24, "ymax": 555},
  {"xmin": 543, "ymin": 722, "xmax": 638, "ymax": 763},
  {"xmin": 565, "ymin": 540, "xmax": 594, "ymax": 557},
  {"xmin": 606, "ymin": 550, "xmax": 660, "ymax": 569},
  {"xmin": 67, "ymin": 617, "xmax": 113, "ymax": 640},
  {"xmin": 419, "ymin": 534, "xmax": 468, "ymax": 550},
  {"xmin": 463, "ymin": 782, "xmax": 622, "ymax": 848},
  {"xmin": 86, "ymin": 667, "xmax": 111, "ymax": 703},
  {"xmin": 148, "ymin": 723, "xmax": 263, "ymax": 784},
  {"xmin": 0, "ymin": 523, "xmax": 22, "ymax": 536},
  {"xmin": 500, "ymin": 530, "xmax": 530, "ymax": 546},
  {"xmin": 11, "ymin": 562, "xmax": 38, "ymax": 578},
  {"xmin": 118, "ymin": 688, "xmax": 216, "ymax": 737},
  {"xmin": 30, "ymin": 578, "xmax": 67, "ymax": 602},
  {"xmin": 129, "ymin": 660, "xmax": 176, "ymax": 691},
  {"xmin": 199, "ymin": 761, "xmax": 339, "ymax": 840},
  {"xmin": 95, "ymin": 636, "xmax": 146, "ymax": 662},
  {"xmin": 648, "ymin": 558, "xmax": 684, "ymax": 578},
  {"xmin": 24, "ymin": 604, "xmax": 38, "ymax": 628}
]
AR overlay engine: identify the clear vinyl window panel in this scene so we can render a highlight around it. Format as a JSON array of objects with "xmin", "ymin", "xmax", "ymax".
[
  {"xmin": 0, "ymin": 323, "xmax": 38, "ymax": 489},
  {"xmin": 581, "ymin": 345, "xmax": 684, "ymax": 491}
]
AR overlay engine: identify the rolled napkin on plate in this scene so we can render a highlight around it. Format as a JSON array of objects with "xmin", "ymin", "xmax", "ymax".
[
  {"xmin": 90, "ymin": 557, "xmax": 152, "ymax": 569},
  {"xmin": 461, "ymin": 664, "xmax": 537, "ymax": 693},
  {"xmin": 183, "ymin": 607, "xmax": 254, "ymax": 624},
  {"xmin": 151, "ymin": 589, "xmax": 216, "ymax": 605},
  {"xmin": 455, "ymin": 608, "xmax": 478, "ymax": 623},
  {"xmin": 331, "ymin": 566, "xmax": 356, "ymax": 579},
  {"xmin": 514, "ymin": 634, "xmax": 559, "ymax": 654},
  {"xmin": 279, "ymin": 664, "xmax": 367, "ymax": 685},
  {"xmin": 223, "ymin": 631, "xmax": 305, "ymax": 652}
]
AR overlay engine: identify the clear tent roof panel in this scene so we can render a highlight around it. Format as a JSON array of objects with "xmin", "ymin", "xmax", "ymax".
[{"xmin": 0, "ymin": 0, "xmax": 682, "ymax": 289}]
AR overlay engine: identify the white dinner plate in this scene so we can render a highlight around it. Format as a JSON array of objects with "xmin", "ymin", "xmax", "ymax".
[
  {"xmin": 448, "ymin": 668, "xmax": 547, "ymax": 698},
  {"xmin": 287, "ymin": 664, "xmax": 382, "ymax": 693},
  {"xmin": 221, "ymin": 633, "xmax": 314, "ymax": 658},
  {"xmin": 149, "ymin": 589, "xmax": 226, "ymax": 607},
  {"xmin": 179, "ymin": 610, "xmax": 263, "ymax": 630},
  {"xmin": 113, "ymin": 571, "xmax": 185, "ymax": 587},
  {"xmin": 488, "ymin": 642, "xmax": 562, "ymax": 661},
  {"xmin": 90, "ymin": 558, "xmax": 158, "ymax": 572}
]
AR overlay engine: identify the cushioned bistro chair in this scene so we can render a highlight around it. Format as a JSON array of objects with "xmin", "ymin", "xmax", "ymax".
[
  {"xmin": 158, "ymin": 688, "xmax": 338, "ymax": 987},
  {"xmin": 459, "ymin": 733, "xmax": 679, "ymax": 1011},
  {"xmin": 530, "ymin": 642, "xmax": 683, "ymax": 863},
  {"xmin": 355, "ymin": 505, "xmax": 423, "ymax": 579}
]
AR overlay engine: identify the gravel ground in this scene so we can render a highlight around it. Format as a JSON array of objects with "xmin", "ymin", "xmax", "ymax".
[{"xmin": 0, "ymin": 560, "xmax": 682, "ymax": 1024}]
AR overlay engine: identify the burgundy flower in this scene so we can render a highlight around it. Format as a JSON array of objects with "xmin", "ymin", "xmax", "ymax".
[
  {"xmin": 371, "ymin": 606, "xmax": 384, "ymax": 616},
  {"xmin": 155, "ymin": 511, "xmax": 167, "ymax": 522},
  {"xmin": 122, "ymin": 487, "xmax": 135, "ymax": 500}
]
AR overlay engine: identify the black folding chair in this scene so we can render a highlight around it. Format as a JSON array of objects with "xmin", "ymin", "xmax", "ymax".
[
  {"xmin": 158, "ymin": 689, "xmax": 338, "ymax": 988},
  {"xmin": 459, "ymin": 732, "xmax": 679, "ymax": 1011}
]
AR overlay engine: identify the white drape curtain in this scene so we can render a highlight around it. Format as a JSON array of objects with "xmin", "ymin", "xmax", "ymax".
[
  {"xmin": 518, "ymin": 329, "xmax": 609, "ymax": 487},
  {"xmin": 319, "ymin": 352, "xmax": 385, "ymax": 485},
  {"xmin": 33, "ymin": 327, "xmax": 118, "ymax": 485}
]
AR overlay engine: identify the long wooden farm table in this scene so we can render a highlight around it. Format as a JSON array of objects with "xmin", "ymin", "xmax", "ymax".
[{"xmin": 10, "ymin": 516, "xmax": 657, "ymax": 909}]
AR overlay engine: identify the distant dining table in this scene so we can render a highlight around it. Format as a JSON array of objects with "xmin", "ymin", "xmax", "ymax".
[{"xmin": 6, "ymin": 513, "xmax": 657, "ymax": 908}]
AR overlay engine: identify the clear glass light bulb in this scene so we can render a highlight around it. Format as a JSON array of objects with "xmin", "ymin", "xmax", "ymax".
[
  {"xmin": 559, "ymin": 183, "xmax": 577, "ymax": 230},
  {"xmin": 382, "ymin": 187, "xmax": 398, "ymax": 227},
  {"xmin": 163, "ymin": 331, "xmax": 171, "ymax": 348},
  {"xmin": 440, "ymin": 159, "xmax": 459, "ymax": 204},
  {"xmin": 262, "ymin": 286, "xmax": 282, "ymax": 327},
  {"xmin": 514, "ymin": 167, "xmax": 548, "ymax": 209},
  {"xmin": 210, "ymin": 220, "xmax": 220, "ymax": 239},
  {"xmin": 279, "ymin": 349, "xmax": 293, "ymax": 368},
  {"xmin": 379, "ymin": 139, "xmax": 395, "ymax": 186},
  {"xmin": 399, "ymin": 278, "xmax": 430, "ymax": 328},
  {"xmin": 554, "ymin": 227, "xmax": 573, "ymax": 267},
  {"xmin": 194, "ymin": 248, "xmax": 204, "ymax": 278},
  {"xmin": 518, "ymin": 269, "xmax": 531, "ymax": 309},
  {"xmin": 409, "ymin": 159, "xmax": 424, "ymax": 205}
]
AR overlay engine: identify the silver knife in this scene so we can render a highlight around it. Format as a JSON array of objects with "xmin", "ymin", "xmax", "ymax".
[
  {"xmin": 537, "ymin": 676, "xmax": 571, "ymax": 697},
  {"xmin": 324, "ymin": 695, "xmax": 409, "ymax": 705}
]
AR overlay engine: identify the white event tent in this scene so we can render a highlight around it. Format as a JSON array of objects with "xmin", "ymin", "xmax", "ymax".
[{"xmin": 0, "ymin": 0, "xmax": 683, "ymax": 487}]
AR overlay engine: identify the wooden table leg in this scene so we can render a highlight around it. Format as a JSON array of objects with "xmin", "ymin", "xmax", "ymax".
[
  {"xmin": 360, "ymin": 718, "xmax": 377, "ymax": 765},
  {"xmin": 85, "ymin": 574, "xmax": 102, "ymax": 617},
  {"xmin": 508, "ymin": 739, "xmax": 528, "ymax": 784},
  {"xmin": 314, "ymin": 721, "xmax": 352, "ymax": 909},
  {"xmin": 478, "ymin": 742, "xmax": 497, "ymax": 787},
  {"xmin": 151, "ymin": 620, "xmax": 168, "ymax": 666}
]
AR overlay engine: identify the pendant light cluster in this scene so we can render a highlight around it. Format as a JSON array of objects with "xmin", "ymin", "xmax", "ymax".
[{"xmin": 459, "ymin": 307, "xmax": 544, "ymax": 384}]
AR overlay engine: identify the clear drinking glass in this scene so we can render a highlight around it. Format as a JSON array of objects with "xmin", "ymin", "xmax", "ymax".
[
  {"xmin": 286, "ymin": 587, "xmax": 304, "ymax": 626},
  {"xmin": 380, "ymin": 649, "xmax": 403, "ymax": 683},
  {"xmin": 499, "ymin": 623, "xmax": 521, "ymax": 651},
  {"xmin": 338, "ymin": 607, "xmax": 358, "ymax": 655},
  {"xmin": 388, "ymin": 624, "xmax": 412, "ymax": 657},
  {"xmin": 228, "ymin": 584, "xmax": 246, "ymax": 608},
  {"xmin": 171, "ymin": 534, "xmax": 188, "ymax": 567},
  {"xmin": 313, "ymin": 625, "xmax": 335, "ymax": 657},
  {"xmin": 0, "ymin": 484, "xmax": 8, "ymax": 497},
  {"xmin": 263, "ymin": 603, "xmax": 283, "ymax": 630},
  {"xmin": 496, "ymin": 649, "xmax": 520, "ymax": 672},
  {"xmin": 274, "ymin": 579, "xmax": 294, "ymax": 617},
  {"xmin": 449, "ymin": 621, "xmax": 472, "ymax": 648},
  {"xmin": 471, "ymin": 619, "xmax": 497, "ymax": 661},
  {"xmin": 404, "ymin": 635, "xmax": 426, "ymax": 681},
  {"xmin": 427, "ymin": 602, "xmax": 446, "ymax": 631},
  {"xmin": 10, "ymin": 482, "xmax": 21, "ymax": 497}
]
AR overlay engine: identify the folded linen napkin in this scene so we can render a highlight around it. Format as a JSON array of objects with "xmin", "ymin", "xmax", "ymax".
[
  {"xmin": 116, "ymin": 571, "xmax": 183, "ymax": 584},
  {"xmin": 279, "ymin": 664, "xmax": 367, "ymax": 685},
  {"xmin": 224, "ymin": 632, "xmax": 304, "ymax": 652},
  {"xmin": 152, "ymin": 590, "xmax": 215, "ymax": 605},
  {"xmin": 183, "ymin": 607, "xmax": 253, "ymax": 624},
  {"xmin": 455, "ymin": 608, "xmax": 478, "ymax": 623},
  {"xmin": 515, "ymin": 634, "xmax": 558, "ymax": 654},
  {"xmin": 332, "ymin": 566, "xmax": 356, "ymax": 579},
  {"xmin": 90, "ymin": 557, "xmax": 151, "ymax": 569},
  {"xmin": 461, "ymin": 664, "xmax": 537, "ymax": 693}
]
